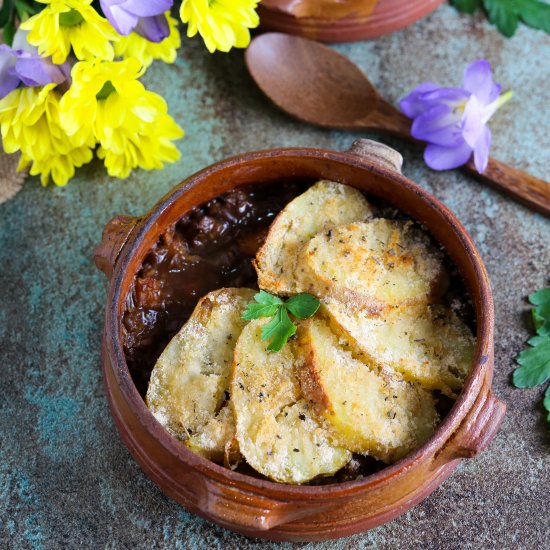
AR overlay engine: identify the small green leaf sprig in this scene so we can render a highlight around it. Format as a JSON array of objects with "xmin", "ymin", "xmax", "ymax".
[
  {"xmin": 243, "ymin": 291, "xmax": 320, "ymax": 352},
  {"xmin": 451, "ymin": 0, "xmax": 550, "ymax": 38},
  {"xmin": 513, "ymin": 288, "xmax": 550, "ymax": 422}
]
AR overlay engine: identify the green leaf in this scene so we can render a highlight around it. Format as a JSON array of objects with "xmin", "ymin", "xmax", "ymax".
[
  {"xmin": 513, "ymin": 335, "xmax": 550, "ymax": 388},
  {"xmin": 484, "ymin": 0, "xmax": 520, "ymax": 37},
  {"xmin": 243, "ymin": 291, "xmax": 320, "ymax": 352},
  {"xmin": 0, "ymin": 0, "xmax": 13, "ymax": 28},
  {"xmin": 544, "ymin": 385, "xmax": 550, "ymax": 422},
  {"xmin": 242, "ymin": 302, "xmax": 280, "ymax": 320},
  {"xmin": 261, "ymin": 307, "xmax": 297, "ymax": 352},
  {"xmin": 516, "ymin": 0, "xmax": 550, "ymax": 33},
  {"xmin": 529, "ymin": 287, "xmax": 550, "ymax": 336},
  {"xmin": 3, "ymin": 20, "xmax": 15, "ymax": 45},
  {"xmin": 255, "ymin": 290, "xmax": 283, "ymax": 306},
  {"xmin": 286, "ymin": 293, "xmax": 320, "ymax": 320},
  {"xmin": 451, "ymin": 0, "xmax": 482, "ymax": 13},
  {"xmin": 243, "ymin": 291, "xmax": 284, "ymax": 319}
]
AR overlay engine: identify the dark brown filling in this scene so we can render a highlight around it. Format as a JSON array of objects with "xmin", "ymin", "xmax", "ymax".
[
  {"xmin": 122, "ymin": 180, "xmax": 473, "ymax": 484},
  {"xmin": 123, "ymin": 181, "xmax": 310, "ymax": 396}
]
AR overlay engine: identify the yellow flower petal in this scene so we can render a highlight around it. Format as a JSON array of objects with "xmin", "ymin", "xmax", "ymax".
[
  {"xmin": 60, "ymin": 59, "xmax": 184, "ymax": 179},
  {"xmin": 21, "ymin": 0, "xmax": 118, "ymax": 64},
  {"xmin": 0, "ymin": 86, "xmax": 95, "ymax": 186},
  {"xmin": 180, "ymin": 0, "xmax": 259, "ymax": 53},
  {"xmin": 114, "ymin": 13, "xmax": 181, "ymax": 69}
]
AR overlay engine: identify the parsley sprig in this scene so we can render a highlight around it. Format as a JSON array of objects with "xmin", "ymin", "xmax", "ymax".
[
  {"xmin": 451, "ymin": 0, "xmax": 550, "ymax": 38},
  {"xmin": 513, "ymin": 288, "xmax": 550, "ymax": 421},
  {"xmin": 243, "ymin": 291, "xmax": 320, "ymax": 352}
]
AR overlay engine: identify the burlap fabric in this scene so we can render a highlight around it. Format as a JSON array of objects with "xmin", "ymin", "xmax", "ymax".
[{"xmin": 0, "ymin": 144, "xmax": 27, "ymax": 204}]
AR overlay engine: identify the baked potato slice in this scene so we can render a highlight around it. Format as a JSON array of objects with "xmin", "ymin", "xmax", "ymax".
[
  {"xmin": 254, "ymin": 180, "xmax": 373, "ymax": 296},
  {"xmin": 231, "ymin": 319, "xmax": 351, "ymax": 483},
  {"xmin": 186, "ymin": 405, "xmax": 235, "ymax": 462},
  {"xmin": 323, "ymin": 301, "xmax": 475, "ymax": 396},
  {"xmin": 297, "ymin": 220, "xmax": 445, "ymax": 313},
  {"xmin": 297, "ymin": 317, "xmax": 439, "ymax": 463},
  {"xmin": 146, "ymin": 287, "xmax": 255, "ymax": 456}
]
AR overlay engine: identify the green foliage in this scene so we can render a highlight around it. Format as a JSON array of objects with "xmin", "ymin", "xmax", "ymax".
[
  {"xmin": 242, "ymin": 290, "xmax": 282, "ymax": 320},
  {"xmin": 285, "ymin": 293, "xmax": 321, "ymax": 319},
  {"xmin": 513, "ymin": 287, "xmax": 550, "ymax": 422},
  {"xmin": 243, "ymin": 291, "xmax": 320, "ymax": 352},
  {"xmin": 530, "ymin": 288, "xmax": 550, "ymax": 336},
  {"xmin": 450, "ymin": 0, "xmax": 550, "ymax": 37},
  {"xmin": 451, "ymin": 0, "xmax": 482, "ymax": 13},
  {"xmin": 1, "ymin": 0, "xmax": 41, "ymax": 44}
]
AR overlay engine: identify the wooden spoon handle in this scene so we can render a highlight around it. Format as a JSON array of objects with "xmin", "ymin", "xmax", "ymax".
[{"xmin": 464, "ymin": 157, "xmax": 550, "ymax": 216}]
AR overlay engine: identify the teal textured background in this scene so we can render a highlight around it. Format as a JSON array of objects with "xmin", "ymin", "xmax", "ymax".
[{"xmin": 1, "ymin": 4, "xmax": 549, "ymax": 549}]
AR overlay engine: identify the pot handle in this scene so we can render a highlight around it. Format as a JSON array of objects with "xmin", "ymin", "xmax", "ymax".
[
  {"xmin": 93, "ymin": 215, "xmax": 139, "ymax": 279},
  {"xmin": 438, "ymin": 379, "xmax": 506, "ymax": 464},
  {"xmin": 346, "ymin": 138, "xmax": 403, "ymax": 173},
  {"xmin": 201, "ymin": 478, "xmax": 330, "ymax": 531}
]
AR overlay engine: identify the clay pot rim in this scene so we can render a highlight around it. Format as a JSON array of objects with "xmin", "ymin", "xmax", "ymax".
[
  {"xmin": 256, "ymin": 0, "xmax": 446, "ymax": 43},
  {"xmin": 106, "ymin": 146, "xmax": 493, "ymax": 498}
]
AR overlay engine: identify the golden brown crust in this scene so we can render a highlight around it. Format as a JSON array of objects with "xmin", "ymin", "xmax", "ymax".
[
  {"xmin": 321, "ymin": 301, "xmax": 475, "ymax": 396},
  {"xmin": 254, "ymin": 180, "xmax": 373, "ymax": 295},
  {"xmin": 231, "ymin": 319, "xmax": 351, "ymax": 483},
  {"xmin": 297, "ymin": 316, "xmax": 439, "ymax": 463},
  {"xmin": 296, "ymin": 220, "xmax": 444, "ymax": 313},
  {"xmin": 146, "ymin": 287, "xmax": 255, "ymax": 457}
]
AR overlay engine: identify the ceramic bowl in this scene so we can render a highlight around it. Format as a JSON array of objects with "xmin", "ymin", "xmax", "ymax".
[
  {"xmin": 94, "ymin": 139, "xmax": 505, "ymax": 542},
  {"xmin": 257, "ymin": 0, "xmax": 445, "ymax": 43}
]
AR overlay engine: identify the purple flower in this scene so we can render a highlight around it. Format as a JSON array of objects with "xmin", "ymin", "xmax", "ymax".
[
  {"xmin": 0, "ymin": 32, "xmax": 69, "ymax": 100},
  {"xmin": 100, "ymin": 0, "xmax": 173, "ymax": 42},
  {"xmin": 400, "ymin": 60, "xmax": 512, "ymax": 173}
]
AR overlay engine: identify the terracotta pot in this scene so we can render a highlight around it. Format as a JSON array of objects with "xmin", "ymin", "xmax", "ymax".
[
  {"xmin": 258, "ymin": 0, "xmax": 445, "ymax": 43},
  {"xmin": 94, "ymin": 139, "xmax": 505, "ymax": 542}
]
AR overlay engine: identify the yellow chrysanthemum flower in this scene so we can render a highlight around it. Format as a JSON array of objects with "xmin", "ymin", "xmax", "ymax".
[
  {"xmin": 0, "ymin": 84, "xmax": 94, "ymax": 186},
  {"xmin": 20, "ymin": 0, "xmax": 118, "ymax": 64},
  {"xmin": 180, "ymin": 0, "xmax": 259, "ymax": 53},
  {"xmin": 114, "ymin": 13, "xmax": 180, "ymax": 69},
  {"xmin": 60, "ymin": 58, "xmax": 184, "ymax": 179}
]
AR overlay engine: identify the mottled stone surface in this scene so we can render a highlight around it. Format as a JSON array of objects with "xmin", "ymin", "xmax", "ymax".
[{"xmin": 1, "ymin": 4, "xmax": 549, "ymax": 549}]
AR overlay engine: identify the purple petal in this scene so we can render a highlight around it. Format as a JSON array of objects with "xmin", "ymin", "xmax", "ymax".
[
  {"xmin": 463, "ymin": 60, "xmax": 501, "ymax": 107},
  {"xmin": 118, "ymin": 0, "xmax": 172, "ymax": 17},
  {"xmin": 0, "ymin": 45, "xmax": 20, "ymax": 99},
  {"xmin": 15, "ymin": 55, "xmax": 68, "ymax": 87},
  {"xmin": 462, "ymin": 95, "xmax": 484, "ymax": 149},
  {"xmin": 418, "ymin": 87, "xmax": 471, "ymax": 109},
  {"xmin": 400, "ymin": 82, "xmax": 440, "ymax": 118},
  {"xmin": 0, "ymin": 71, "xmax": 21, "ymax": 99},
  {"xmin": 101, "ymin": 2, "xmax": 139, "ymax": 35},
  {"xmin": 472, "ymin": 125, "xmax": 491, "ymax": 173},
  {"xmin": 411, "ymin": 104, "xmax": 464, "ymax": 147},
  {"xmin": 100, "ymin": 0, "xmax": 172, "ymax": 34},
  {"xmin": 135, "ymin": 14, "xmax": 170, "ymax": 43},
  {"xmin": 12, "ymin": 29, "xmax": 38, "ymax": 55},
  {"xmin": 424, "ymin": 141, "xmax": 473, "ymax": 171}
]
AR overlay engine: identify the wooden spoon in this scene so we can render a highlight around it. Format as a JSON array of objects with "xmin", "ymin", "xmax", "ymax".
[{"xmin": 245, "ymin": 33, "xmax": 550, "ymax": 217}]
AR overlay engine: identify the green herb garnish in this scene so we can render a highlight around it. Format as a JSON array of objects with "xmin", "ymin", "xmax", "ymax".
[
  {"xmin": 243, "ymin": 291, "xmax": 320, "ymax": 352},
  {"xmin": 513, "ymin": 287, "xmax": 550, "ymax": 421},
  {"xmin": 451, "ymin": 0, "xmax": 550, "ymax": 38}
]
